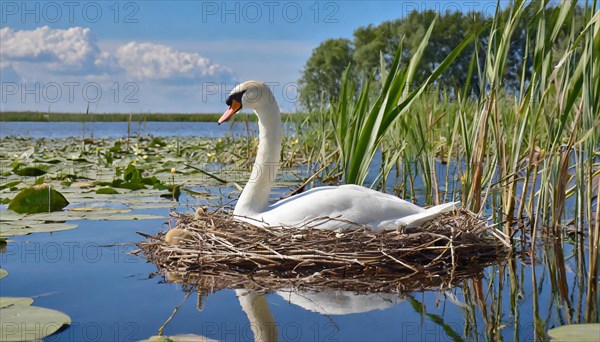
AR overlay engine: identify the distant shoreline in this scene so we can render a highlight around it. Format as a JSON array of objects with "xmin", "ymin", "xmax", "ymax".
[{"xmin": 0, "ymin": 111, "xmax": 263, "ymax": 122}]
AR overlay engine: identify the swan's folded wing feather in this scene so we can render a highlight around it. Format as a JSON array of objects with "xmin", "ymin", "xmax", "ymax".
[{"xmin": 259, "ymin": 185, "xmax": 425, "ymax": 229}]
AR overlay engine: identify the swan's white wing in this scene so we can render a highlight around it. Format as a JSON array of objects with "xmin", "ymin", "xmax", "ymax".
[{"xmin": 246, "ymin": 184, "xmax": 426, "ymax": 229}]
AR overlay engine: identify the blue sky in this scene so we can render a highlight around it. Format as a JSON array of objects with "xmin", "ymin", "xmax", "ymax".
[{"xmin": 0, "ymin": 1, "xmax": 501, "ymax": 113}]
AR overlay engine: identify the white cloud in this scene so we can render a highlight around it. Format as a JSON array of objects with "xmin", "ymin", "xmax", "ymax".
[
  {"xmin": 115, "ymin": 41, "xmax": 232, "ymax": 81},
  {"xmin": 0, "ymin": 26, "xmax": 104, "ymax": 72},
  {"xmin": 0, "ymin": 26, "xmax": 231, "ymax": 83},
  {"xmin": 0, "ymin": 26, "xmax": 307, "ymax": 112}
]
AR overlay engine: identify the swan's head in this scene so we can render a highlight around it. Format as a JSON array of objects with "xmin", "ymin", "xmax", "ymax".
[{"xmin": 218, "ymin": 81, "xmax": 277, "ymax": 124}]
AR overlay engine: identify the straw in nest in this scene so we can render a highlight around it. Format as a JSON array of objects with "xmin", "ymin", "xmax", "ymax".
[{"xmin": 138, "ymin": 208, "xmax": 510, "ymax": 293}]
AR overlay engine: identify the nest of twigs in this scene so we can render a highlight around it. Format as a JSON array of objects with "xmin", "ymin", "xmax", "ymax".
[{"xmin": 139, "ymin": 208, "xmax": 510, "ymax": 293}]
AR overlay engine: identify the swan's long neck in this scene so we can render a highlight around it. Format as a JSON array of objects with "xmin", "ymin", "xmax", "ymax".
[
  {"xmin": 236, "ymin": 290, "xmax": 278, "ymax": 342},
  {"xmin": 234, "ymin": 100, "xmax": 282, "ymax": 216}
]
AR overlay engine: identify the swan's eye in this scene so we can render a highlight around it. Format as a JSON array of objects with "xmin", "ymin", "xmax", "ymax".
[{"xmin": 226, "ymin": 90, "xmax": 246, "ymax": 107}]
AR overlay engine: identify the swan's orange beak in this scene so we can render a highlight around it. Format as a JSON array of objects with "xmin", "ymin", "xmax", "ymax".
[{"xmin": 218, "ymin": 99, "xmax": 242, "ymax": 125}]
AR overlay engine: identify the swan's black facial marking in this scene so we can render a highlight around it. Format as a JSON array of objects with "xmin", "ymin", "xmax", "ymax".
[
  {"xmin": 218, "ymin": 89, "xmax": 247, "ymax": 125},
  {"xmin": 225, "ymin": 90, "xmax": 247, "ymax": 109}
]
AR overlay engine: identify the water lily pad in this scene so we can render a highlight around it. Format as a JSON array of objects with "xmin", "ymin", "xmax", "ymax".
[
  {"xmin": 84, "ymin": 214, "xmax": 166, "ymax": 221},
  {"xmin": 0, "ymin": 223, "xmax": 78, "ymax": 238},
  {"xmin": 25, "ymin": 223, "xmax": 78, "ymax": 232},
  {"xmin": 0, "ymin": 269, "xmax": 7, "ymax": 280},
  {"xmin": 0, "ymin": 297, "xmax": 34, "ymax": 308},
  {"xmin": 2, "ymin": 220, "xmax": 46, "ymax": 227},
  {"xmin": 0, "ymin": 181, "xmax": 21, "ymax": 191},
  {"xmin": 8, "ymin": 184, "xmax": 69, "ymax": 214},
  {"xmin": 548, "ymin": 324, "xmax": 600, "ymax": 341},
  {"xmin": 34, "ymin": 157, "xmax": 66, "ymax": 164},
  {"xmin": 70, "ymin": 181, "xmax": 96, "ymax": 188},
  {"xmin": 0, "ymin": 210, "xmax": 24, "ymax": 221},
  {"xmin": 128, "ymin": 202, "xmax": 175, "ymax": 209},
  {"xmin": 69, "ymin": 207, "xmax": 130, "ymax": 214},
  {"xmin": 13, "ymin": 165, "xmax": 48, "ymax": 177},
  {"xmin": 27, "ymin": 212, "xmax": 85, "ymax": 222},
  {"xmin": 106, "ymin": 197, "xmax": 171, "ymax": 204},
  {"xmin": 0, "ymin": 229, "xmax": 30, "ymax": 238},
  {"xmin": 96, "ymin": 187, "xmax": 119, "ymax": 194},
  {"xmin": 0, "ymin": 304, "xmax": 71, "ymax": 341},
  {"xmin": 112, "ymin": 181, "xmax": 147, "ymax": 190}
]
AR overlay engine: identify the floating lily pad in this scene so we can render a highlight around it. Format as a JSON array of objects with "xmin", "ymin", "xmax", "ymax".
[
  {"xmin": 70, "ymin": 181, "xmax": 96, "ymax": 188},
  {"xmin": 26, "ymin": 223, "xmax": 78, "ymax": 232},
  {"xmin": 0, "ymin": 297, "xmax": 34, "ymax": 308},
  {"xmin": 69, "ymin": 207, "xmax": 130, "ymax": 214},
  {"xmin": 128, "ymin": 203, "xmax": 175, "ymax": 209},
  {"xmin": 0, "ymin": 223, "xmax": 78, "ymax": 238},
  {"xmin": 548, "ymin": 324, "xmax": 600, "ymax": 341},
  {"xmin": 0, "ymin": 269, "xmax": 7, "ymax": 280},
  {"xmin": 13, "ymin": 165, "xmax": 48, "ymax": 177},
  {"xmin": 0, "ymin": 210, "xmax": 24, "ymax": 221},
  {"xmin": 2, "ymin": 220, "xmax": 46, "ymax": 227},
  {"xmin": 84, "ymin": 214, "xmax": 166, "ymax": 221},
  {"xmin": 106, "ymin": 197, "xmax": 172, "ymax": 204},
  {"xmin": 0, "ymin": 304, "xmax": 71, "ymax": 341},
  {"xmin": 26, "ymin": 212, "xmax": 84, "ymax": 222},
  {"xmin": 8, "ymin": 184, "xmax": 69, "ymax": 214},
  {"xmin": 96, "ymin": 187, "xmax": 119, "ymax": 194},
  {"xmin": 0, "ymin": 229, "xmax": 30, "ymax": 238},
  {"xmin": 112, "ymin": 180, "xmax": 147, "ymax": 191},
  {"xmin": 34, "ymin": 157, "xmax": 66, "ymax": 164},
  {"xmin": 0, "ymin": 180, "xmax": 21, "ymax": 191}
]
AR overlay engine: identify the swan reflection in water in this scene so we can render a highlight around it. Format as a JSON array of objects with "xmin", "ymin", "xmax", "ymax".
[
  {"xmin": 165, "ymin": 271, "xmax": 403, "ymax": 342},
  {"xmin": 235, "ymin": 289, "xmax": 404, "ymax": 342}
]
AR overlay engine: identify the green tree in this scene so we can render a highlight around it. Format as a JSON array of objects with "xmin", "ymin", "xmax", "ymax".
[
  {"xmin": 353, "ymin": 11, "xmax": 485, "ymax": 90},
  {"xmin": 352, "ymin": 22, "xmax": 402, "ymax": 77},
  {"xmin": 298, "ymin": 4, "xmax": 582, "ymax": 109},
  {"xmin": 298, "ymin": 38, "xmax": 354, "ymax": 111}
]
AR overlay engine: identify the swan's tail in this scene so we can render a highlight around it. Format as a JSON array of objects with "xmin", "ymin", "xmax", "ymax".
[{"xmin": 380, "ymin": 201, "xmax": 461, "ymax": 229}]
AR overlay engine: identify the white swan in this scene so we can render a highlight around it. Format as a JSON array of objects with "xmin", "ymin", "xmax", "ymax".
[{"xmin": 219, "ymin": 81, "xmax": 459, "ymax": 230}]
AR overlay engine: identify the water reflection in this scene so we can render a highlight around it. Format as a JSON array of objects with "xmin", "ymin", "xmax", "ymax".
[
  {"xmin": 235, "ymin": 289, "xmax": 405, "ymax": 341},
  {"xmin": 275, "ymin": 290, "xmax": 402, "ymax": 315},
  {"xmin": 156, "ymin": 266, "xmax": 495, "ymax": 341},
  {"xmin": 142, "ymin": 229, "xmax": 597, "ymax": 341},
  {"xmin": 236, "ymin": 290, "xmax": 278, "ymax": 342}
]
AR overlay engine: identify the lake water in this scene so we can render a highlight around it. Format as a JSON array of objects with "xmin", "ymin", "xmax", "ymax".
[
  {"xmin": 0, "ymin": 121, "xmax": 258, "ymax": 139},
  {"xmin": 0, "ymin": 122, "xmax": 595, "ymax": 341}
]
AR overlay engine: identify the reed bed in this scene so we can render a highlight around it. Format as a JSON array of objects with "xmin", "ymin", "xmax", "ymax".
[
  {"xmin": 300, "ymin": 0, "xmax": 599, "ymax": 238},
  {"xmin": 139, "ymin": 209, "xmax": 511, "ymax": 293}
]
